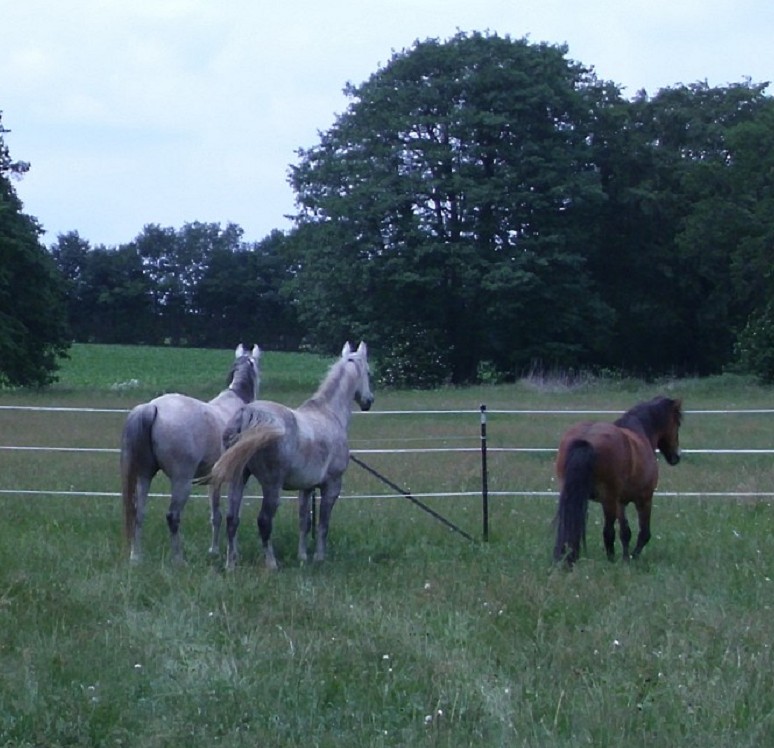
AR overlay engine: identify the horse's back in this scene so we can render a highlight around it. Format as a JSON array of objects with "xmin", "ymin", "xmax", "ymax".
[
  {"xmin": 236, "ymin": 400, "xmax": 349, "ymax": 490},
  {"xmin": 148, "ymin": 393, "xmax": 224, "ymax": 475},
  {"xmin": 207, "ymin": 389, "xmax": 249, "ymax": 421},
  {"xmin": 558, "ymin": 421, "xmax": 657, "ymax": 504}
]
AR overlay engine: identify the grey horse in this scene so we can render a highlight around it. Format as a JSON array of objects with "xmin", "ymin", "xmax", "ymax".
[
  {"xmin": 208, "ymin": 341, "xmax": 373, "ymax": 570},
  {"xmin": 121, "ymin": 344, "xmax": 260, "ymax": 562}
]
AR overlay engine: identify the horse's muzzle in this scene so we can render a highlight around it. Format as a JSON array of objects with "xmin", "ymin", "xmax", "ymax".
[{"xmin": 666, "ymin": 450, "xmax": 681, "ymax": 466}]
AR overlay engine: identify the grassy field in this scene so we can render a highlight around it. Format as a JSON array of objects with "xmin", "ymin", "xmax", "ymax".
[{"xmin": 0, "ymin": 344, "xmax": 772, "ymax": 746}]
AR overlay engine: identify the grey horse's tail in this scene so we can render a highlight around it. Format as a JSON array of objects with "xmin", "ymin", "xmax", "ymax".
[
  {"xmin": 120, "ymin": 403, "xmax": 158, "ymax": 545},
  {"xmin": 209, "ymin": 421, "xmax": 285, "ymax": 491},
  {"xmin": 553, "ymin": 439, "xmax": 595, "ymax": 565}
]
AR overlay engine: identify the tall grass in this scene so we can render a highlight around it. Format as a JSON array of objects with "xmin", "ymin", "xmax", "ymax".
[{"xmin": 0, "ymin": 344, "xmax": 772, "ymax": 746}]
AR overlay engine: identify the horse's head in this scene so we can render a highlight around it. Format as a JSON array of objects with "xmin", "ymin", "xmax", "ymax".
[
  {"xmin": 656, "ymin": 397, "xmax": 682, "ymax": 466},
  {"xmin": 229, "ymin": 343, "xmax": 261, "ymax": 400},
  {"xmin": 342, "ymin": 341, "xmax": 374, "ymax": 412}
]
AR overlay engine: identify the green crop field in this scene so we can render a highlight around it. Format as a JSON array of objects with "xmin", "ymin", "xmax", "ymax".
[{"xmin": 0, "ymin": 344, "xmax": 772, "ymax": 746}]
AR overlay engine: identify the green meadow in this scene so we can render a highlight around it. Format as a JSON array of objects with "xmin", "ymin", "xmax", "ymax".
[{"xmin": 0, "ymin": 344, "xmax": 772, "ymax": 746}]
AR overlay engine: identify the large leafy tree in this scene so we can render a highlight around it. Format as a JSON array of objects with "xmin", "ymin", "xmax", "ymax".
[
  {"xmin": 288, "ymin": 32, "xmax": 617, "ymax": 384},
  {"xmin": 0, "ymin": 113, "xmax": 70, "ymax": 387}
]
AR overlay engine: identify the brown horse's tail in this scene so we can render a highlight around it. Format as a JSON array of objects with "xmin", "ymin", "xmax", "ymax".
[
  {"xmin": 554, "ymin": 439, "xmax": 596, "ymax": 565},
  {"xmin": 208, "ymin": 423, "xmax": 285, "ymax": 491},
  {"xmin": 120, "ymin": 404, "xmax": 157, "ymax": 545}
]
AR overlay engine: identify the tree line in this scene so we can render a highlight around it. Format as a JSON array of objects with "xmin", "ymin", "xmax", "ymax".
[
  {"xmin": 2, "ymin": 32, "xmax": 773, "ymax": 387},
  {"xmin": 49, "ymin": 224, "xmax": 301, "ymax": 351}
]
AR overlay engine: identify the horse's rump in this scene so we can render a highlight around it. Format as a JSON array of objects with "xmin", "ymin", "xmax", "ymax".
[{"xmin": 210, "ymin": 420, "xmax": 287, "ymax": 488}]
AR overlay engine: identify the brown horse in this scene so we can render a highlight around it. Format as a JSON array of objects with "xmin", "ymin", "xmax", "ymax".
[{"xmin": 553, "ymin": 396, "xmax": 683, "ymax": 565}]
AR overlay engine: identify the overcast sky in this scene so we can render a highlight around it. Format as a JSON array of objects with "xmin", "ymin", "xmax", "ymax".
[{"xmin": 2, "ymin": 0, "xmax": 772, "ymax": 247}]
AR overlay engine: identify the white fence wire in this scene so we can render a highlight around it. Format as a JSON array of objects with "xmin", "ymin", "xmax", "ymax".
[{"xmin": 0, "ymin": 405, "xmax": 772, "ymax": 501}]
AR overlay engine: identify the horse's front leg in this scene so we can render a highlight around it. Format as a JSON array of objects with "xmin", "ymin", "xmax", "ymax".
[
  {"xmin": 225, "ymin": 471, "xmax": 249, "ymax": 571},
  {"xmin": 631, "ymin": 500, "xmax": 652, "ymax": 559},
  {"xmin": 602, "ymin": 504, "xmax": 617, "ymax": 561},
  {"xmin": 314, "ymin": 478, "xmax": 342, "ymax": 562},
  {"xmin": 257, "ymin": 485, "xmax": 282, "ymax": 571},
  {"xmin": 297, "ymin": 489, "xmax": 314, "ymax": 563}
]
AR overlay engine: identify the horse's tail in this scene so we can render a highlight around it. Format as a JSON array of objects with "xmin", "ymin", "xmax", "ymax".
[
  {"xmin": 208, "ymin": 422, "xmax": 285, "ymax": 491},
  {"xmin": 120, "ymin": 403, "xmax": 157, "ymax": 545},
  {"xmin": 554, "ymin": 439, "xmax": 596, "ymax": 565}
]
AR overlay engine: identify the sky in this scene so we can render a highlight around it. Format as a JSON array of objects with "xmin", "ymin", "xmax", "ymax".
[{"xmin": 2, "ymin": 0, "xmax": 772, "ymax": 248}]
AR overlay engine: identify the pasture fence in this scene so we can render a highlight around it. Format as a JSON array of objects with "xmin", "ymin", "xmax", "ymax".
[{"xmin": 1, "ymin": 404, "xmax": 773, "ymax": 543}]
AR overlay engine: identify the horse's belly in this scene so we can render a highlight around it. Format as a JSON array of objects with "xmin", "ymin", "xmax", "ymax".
[{"xmin": 282, "ymin": 453, "xmax": 347, "ymax": 491}]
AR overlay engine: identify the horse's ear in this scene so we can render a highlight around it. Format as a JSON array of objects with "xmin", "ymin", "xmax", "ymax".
[
  {"xmin": 356, "ymin": 341, "xmax": 367, "ymax": 358},
  {"xmin": 235, "ymin": 343, "xmax": 246, "ymax": 357},
  {"xmin": 341, "ymin": 342, "xmax": 352, "ymax": 357},
  {"xmin": 251, "ymin": 344, "xmax": 261, "ymax": 360}
]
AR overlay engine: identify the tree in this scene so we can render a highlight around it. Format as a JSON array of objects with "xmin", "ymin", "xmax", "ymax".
[
  {"xmin": 51, "ymin": 232, "xmax": 157, "ymax": 344},
  {"xmin": 194, "ymin": 230, "xmax": 302, "ymax": 349},
  {"xmin": 590, "ymin": 81, "xmax": 772, "ymax": 375},
  {"xmin": 289, "ymin": 32, "xmax": 617, "ymax": 384},
  {"xmin": 129, "ymin": 221, "xmax": 244, "ymax": 345},
  {"xmin": 0, "ymin": 113, "xmax": 70, "ymax": 387}
]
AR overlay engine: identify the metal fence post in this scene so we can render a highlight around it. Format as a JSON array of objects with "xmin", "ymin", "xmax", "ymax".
[{"xmin": 480, "ymin": 403, "xmax": 489, "ymax": 542}]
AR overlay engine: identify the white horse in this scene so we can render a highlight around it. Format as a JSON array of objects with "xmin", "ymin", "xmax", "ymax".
[
  {"xmin": 121, "ymin": 344, "xmax": 261, "ymax": 562},
  {"xmin": 208, "ymin": 341, "xmax": 373, "ymax": 570}
]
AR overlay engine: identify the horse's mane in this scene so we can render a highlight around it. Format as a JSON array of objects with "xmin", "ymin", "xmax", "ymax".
[
  {"xmin": 616, "ymin": 396, "xmax": 682, "ymax": 434},
  {"xmin": 304, "ymin": 356, "xmax": 350, "ymax": 407},
  {"xmin": 225, "ymin": 351, "xmax": 259, "ymax": 399}
]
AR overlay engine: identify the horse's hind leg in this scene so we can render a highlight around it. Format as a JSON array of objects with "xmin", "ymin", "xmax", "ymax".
[
  {"xmin": 602, "ymin": 509, "xmax": 615, "ymax": 561},
  {"xmin": 257, "ymin": 486, "xmax": 281, "ymax": 571},
  {"xmin": 297, "ymin": 489, "xmax": 313, "ymax": 563},
  {"xmin": 166, "ymin": 478, "xmax": 191, "ymax": 563},
  {"xmin": 208, "ymin": 486, "xmax": 221, "ymax": 556},
  {"xmin": 130, "ymin": 476, "xmax": 152, "ymax": 563},
  {"xmin": 225, "ymin": 473, "xmax": 248, "ymax": 570}
]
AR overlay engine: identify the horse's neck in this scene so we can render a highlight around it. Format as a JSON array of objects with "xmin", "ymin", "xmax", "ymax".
[
  {"xmin": 616, "ymin": 414, "xmax": 656, "ymax": 447},
  {"xmin": 300, "ymin": 394, "xmax": 353, "ymax": 431},
  {"xmin": 227, "ymin": 377, "xmax": 255, "ymax": 404}
]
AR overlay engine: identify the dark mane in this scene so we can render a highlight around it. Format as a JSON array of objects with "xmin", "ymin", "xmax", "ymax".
[
  {"xmin": 226, "ymin": 351, "xmax": 259, "ymax": 402},
  {"xmin": 615, "ymin": 396, "xmax": 682, "ymax": 435}
]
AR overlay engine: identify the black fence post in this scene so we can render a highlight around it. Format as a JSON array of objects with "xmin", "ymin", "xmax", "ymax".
[
  {"xmin": 311, "ymin": 489, "xmax": 317, "ymax": 540},
  {"xmin": 480, "ymin": 403, "xmax": 489, "ymax": 542}
]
